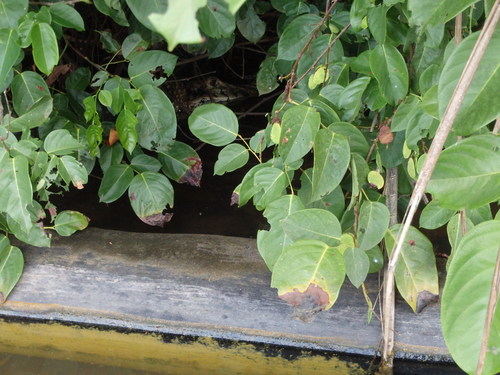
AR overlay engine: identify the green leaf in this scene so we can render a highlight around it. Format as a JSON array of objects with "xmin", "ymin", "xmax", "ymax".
[
  {"xmin": 385, "ymin": 225, "xmax": 439, "ymax": 312},
  {"xmin": 278, "ymin": 105, "xmax": 320, "ymax": 165},
  {"xmin": 158, "ymin": 141, "xmax": 202, "ymax": 185},
  {"xmin": 128, "ymin": 51, "xmax": 177, "ymax": 88},
  {"xmin": 328, "ymin": 122, "xmax": 370, "ymax": 156},
  {"xmin": 58, "ymin": 155, "xmax": 88, "ymax": 189},
  {"xmin": 188, "ymin": 103, "xmax": 238, "ymax": 147},
  {"xmin": 236, "ymin": 2, "xmax": 265, "ymax": 43},
  {"xmin": 30, "ymin": 22, "xmax": 59, "ymax": 75},
  {"xmin": 121, "ymin": 33, "xmax": 149, "ymax": 59},
  {"xmin": 408, "ymin": 0, "xmax": 479, "ymax": 31},
  {"xmin": 0, "ymin": 0, "xmax": 28, "ymax": 28},
  {"xmin": 125, "ymin": 0, "xmax": 167, "ymax": 30},
  {"xmin": 446, "ymin": 213, "xmax": 474, "ymax": 261},
  {"xmin": 427, "ymin": 134, "xmax": 500, "ymax": 210},
  {"xmin": 128, "ymin": 172, "xmax": 174, "ymax": 225},
  {"xmin": 344, "ymin": 247, "xmax": 370, "ymax": 288},
  {"xmin": 0, "ymin": 235, "xmax": 23, "ymax": 303},
  {"xmin": 99, "ymin": 144, "xmax": 124, "ymax": 174},
  {"xmin": 253, "ymin": 166, "xmax": 289, "ymax": 209},
  {"xmin": 94, "ymin": 0, "xmax": 129, "ymax": 26},
  {"xmin": 3, "ymin": 95, "xmax": 53, "ymax": 133},
  {"xmin": 214, "ymin": 143, "xmax": 249, "ymax": 175},
  {"xmin": 350, "ymin": 0, "xmax": 372, "ymax": 32},
  {"xmin": 277, "ymin": 14, "xmax": 322, "ymax": 61},
  {"xmin": 148, "ymin": 0, "xmax": 206, "ymax": 51},
  {"xmin": 367, "ymin": 5, "xmax": 388, "ymax": 43},
  {"xmin": 137, "ymin": 85, "xmax": 177, "ymax": 151},
  {"xmin": 98, "ymin": 90, "xmax": 113, "ymax": 107},
  {"xmin": 232, "ymin": 163, "xmax": 269, "ymax": 207},
  {"xmin": 0, "ymin": 29, "xmax": 21, "ymax": 95},
  {"xmin": 86, "ymin": 124, "xmax": 102, "ymax": 158},
  {"xmin": 0, "ymin": 155, "xmax": 32, "ymax": 234},
  {"xmin": 49, "ymin": 2, "xmax": 85, "ymax": 31},
  {"xmin": 282, "ymin": 208, "xmax": 342, "ymax": 247},
  {"xmin": 116, "ymin": 108, "xmax": 138, "ymax": 154},
  {"xmin": 438, "ymin": 29, "xmax": 500, "ymax": 136},
  {"xmin": 99, "ymin": 164, "xmax": 134, "ymax": 203},
  {"xmin": 44, "ymin": 129, "xmax": 83, "ymax": 156},
  {"xmin": 130, "ymin": 154, "xmax": 161, "ymax": 173},
  {"xmin": 442, "ymin": 220, "xmax": 500, "ymax": 375},
  {"xmin": 419, "ymin": 200, "xmax": 456, "ymax": 229},
  {"xmin": 339, "ymin": 76, "xmax": 371, "ymax": 122},
  {"xmin": 224, "ymin": 0, "xmax": 245, "ymax": 14},
  {"xmin": 54, "ymin": 211, "xmax": 89, "ymax": 236},
  {"xmin": 271, "ymin": 239, "xmax": 346, "ymax": 311},
  {"xmin": 11, "ymin": 71, "xmax": 50, "ymax": 116},
  {"xmin": 198, "ymin": 0, "xmax": 235, "ymax": 38},
  {"xmin": 311, "ymin": 128, "xmax": 350, "ymax": 202},
  {"xmin": 369, "ymin": 43, "xmax": 408, "ymax": 106},
  {"xmin": 357, "ymin": 201, "xmax": 390, "ymax": 251}
]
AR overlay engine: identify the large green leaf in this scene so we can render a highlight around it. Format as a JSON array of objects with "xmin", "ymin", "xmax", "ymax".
[
  {"xmin": 0, "ymin": 0, "xmax": 28, "ymax": 28},
  {"xmin": 30, "ymin": 22, "xmax": 59, "ymax": 75},
  {"xmin": 128, "ymin": 51, "xmax": 177, "ymax": 87},
  {"xmin": 148, "ymin": 0, "xmax": 206, "ymax": 51},
  {"xmin": 0, "ymin": 154, "xmax": 32, "ymax": 234},
  {"xmin": 408, "ymin": 0, "xmax": 480, "ymax": 31},
  {"xmin": 278, "ymin": 105, "xmax": 320, "ymax": 165},
  {"xmin": 158, "ymin": 141, "xmax": 202, "ymax": 186},
  {"xmin": 0, "ymin": 29, "xmax": 21, "ymax": 91},
  {"xmin": 11, "ymin": 71, "xmax": 50, "ymax": 115},
  {"xmin": 197, "ymin": 0, "xmax": 235, "ymax": 38},
  {"xmin": 442, "ymin": 220, "xmax": 500, "ymax": 375},
  {"xmin": 311, "ymin": 128, "xmax": 350, "ymax": 202},
  {"xmin": 137, "ymin": 85, "xmax": 177, "ymax": 151},
  {"xmin": 3, "ymin": 95, "xmax": 53, "ymax": 132},
  {"xmin": 49, "ymin": 2, "xmax": 85, "ymax": 31},
  {"xmin": 253, "ymin": 166, "xmax": 289, "ymax": 209},
  {"xmin": 54, "ymin": 211, "xmax": 89, "ymax": 236},
  {"xmin": 43, "ymin": 129, "xmax": 83, "ymax": 155},
  {"xmin": 369, "ymin": 43, "xmax": 408, "ymax": 105},
  {"xmin": 128, "ymin": 172, "xmax": 174, "ymax": 226},
  {"xmin": 427, "ymin": 134, "xmax": 500, "ymax": 210},
  {"xmin": 277, "ymin": 14, "xmax": 322, "ymax": 61},
  {"xmin": 125, "ymin": 0, "xmax": 168, "ymax": 30},
  {"xmin": 214, "ymin": 143, "xmax": 249, "ymax": 175},
  {"xmin": 282, "ymin": 208, "xmax": 342, "ymax": 247},
  {"xmin": 357, "ymin": 201, "xmax": 390, "ymax": 251},
  {"xmin": 236, "ymin": 2, "xmax": 265, "ymax": 43},
  {"xmin": 438, "ymin": 29, "xmax": 500, "ymax": 136},
  {"xmin": 385, "ymin": 225, "xmax": 439, "ymax": 312},
  {"xmin": 99, "ymin": 164, "xmax": 134, "ymax": 203},
  {"xmin": 0, "ymin": 235, "xmax": 23, "ymax": 303},
  {"xmin": 271, "ymin": 240, "xmax": 346, "ymax": 313},
  {"xmin": 188, "ymin": 103, "xmax": 238, "ymax": 147}
]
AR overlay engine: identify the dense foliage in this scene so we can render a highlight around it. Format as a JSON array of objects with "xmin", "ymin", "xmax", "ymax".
[{"xmin": 0, "ymin": 0, "xmax": 499, "ymax": 372}]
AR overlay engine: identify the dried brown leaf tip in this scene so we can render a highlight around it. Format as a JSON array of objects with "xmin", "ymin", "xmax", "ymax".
[
  {"xmin": 179, "ymin": 156, "xmax": 202, "ymax": 187},
  {"xmin": 230, "ymin": 192, "xmax": 239, "ymax": 206},
  {"xmin": 140, "ymin": 212, "xmax": 173, "ymax": 227},
  {"xmin": 279, "ymin": 283, "xmax": 330, "ymax": 322},
  {"xmin": 416, "ymin": 290, "xmax": 439, "ymax": 313}
]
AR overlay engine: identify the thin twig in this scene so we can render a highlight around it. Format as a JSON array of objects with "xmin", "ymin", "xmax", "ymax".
[
  {"xmin": 476, "ymin": 246, "xmax": 500, "ymax": 375},
  {"xmin": 380, "ymin": 1, "xmax": 500, "ymax": 370}
]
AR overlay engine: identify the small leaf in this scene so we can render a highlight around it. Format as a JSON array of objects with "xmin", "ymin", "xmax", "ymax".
[
  {"xmin": 271, "ymin": 240, "xmax": 346, "ymax": 319},
  {"xmin": 43, "ymin": 129, "xmax": 83, "ymax": 155},
  {"xmin": 128, "ymin": 50, "xmax": 177, "ymax": 87},
  {"xmin": 158, "ymin": 141, "xmax": 202, "ymax": 186},
  {"xmin": 367, "ymin": 170, "xmax": 384, "ymax": 189},
  {"xmin": 357, "ymin": 201, "xmax": 390, "ymax": 251},
  {"xmin": 344, "ymin": 247, "xmax": 370, "ymax": 288},
  {"xmin": 369, "ymin": 43, "xmax": 408, "ymax": 106},
  {"xmin": 282, "ymin": 208, "xmax": 342, "ymax": 247},
  {"xmin": 98, "ymin": 90, "xmax": 113, "ymax": 107},
  {"xmin": 99, "ymin": 144, "xmax": 124, "ymax": 174},
  {"xmin": 236, "ymin": 2, "xmax": 265, "ymax": 43},
  {"xmin": 197, "ymin": 0, "xmax": 235, "ymax": 38},
  {"xmin": 128, "ymin": 172, "xmax": 174, "ymax": 226},
  {"xmin": 419, "ymin": 200, "xmax": 456, "ymax": 229},
  {"xmin": 427, "ymin": 134, "xmax": 500, "ymax": 209},
  {"xmin": 30, "ymin": 22, "xmax": 59, "ymax": 75},
  {"xmin": 339, "ymin": 76, "xmax": 371, "ymax": 121},
  {"xmin": 441, "ymin": 220, "xmax": 500, "ymax": 375},
  {"xmin": 278, "ymin": 105, "xmax": 320, "ymax": 165},
  {"xmin": 214, "ymin": 143, "xmax": 249, "ymax": 175},
  {"xmin": 99, "ymin": 164, "xmax": 134, "ymax": 203},
  {"xmin": 385, "ymin": 224, "xmax": 439, "ymax": 312},
  {"xmin": 49, "ymin": 2, "xmax": 85, "ymax": 31},
  {"xmin": 0, "ymin": 235, "xmax": 24, "ymax": 303},
  {"xmin": 256, "ymin": 56, "xmax": 279, "ymax": 95},
  {"xmin": 311, "ymin": 128, "xmax": 350, "ymax": 202},
  {"xmin": 253, "ymin": 166, "xmax": 288, "ymax": 209},
  {"xmin": 58, "ymin": 155, "xmax": 88, "ymax": 189},
  {"xmin": 130, "ymin": 154, "xmax": 161, "ymax": 173},
  {"xmin": 277, "ymin": 14, "xmax": 322, "ymax": 61},
  {"xmin": 11, "ymin": 71, "xmax": 50, "ymax": 115},
  {"xmin": 116, "ymin": 109, "xmax": 138, "ymax": 154},
  {"xmin": 188, "ymin": 103, "xmax": 238, "ymax": 147},
  {"xmin": 54, "ymin": 211, "xmax": 89, "ymax": 236}
]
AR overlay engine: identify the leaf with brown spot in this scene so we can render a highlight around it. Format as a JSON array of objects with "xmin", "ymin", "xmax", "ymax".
[
  {"xmin": 271, "ymin": 239, "xmax": 346, "ymax": 320},
  {"xmin": 158, "ymin": 141, "xmax": 203, "ymax": 186},
  {"xmin": 179, "ymin": 156, "xmax": 202, "ymax": 187},
  {"xmin": 378, "ymin": 125, "xmax": 394, "ymax": 144}
]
